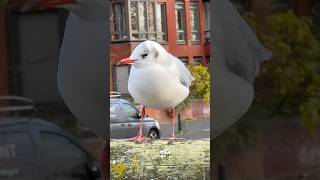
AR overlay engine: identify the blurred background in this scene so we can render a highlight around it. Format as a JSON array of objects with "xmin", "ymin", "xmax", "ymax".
[
  {"xmin": 0, "ymin": 0, "xmax": 211, "ymax": 179},
  {"xmin": 1, "ymin": 0, "xmax": 320, "ymax": 179},
  {"xmin": 215, "ymin": 0, "xmax": 320, "ymax": 180}
]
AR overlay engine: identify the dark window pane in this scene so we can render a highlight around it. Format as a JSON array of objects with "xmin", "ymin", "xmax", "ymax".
[
  {"xmin": 269, "ymin": 0, "xmax": 292, "ymax": 13},
  {"xmin": 179, "ymin": 57, "xmax": 189, "ymax": 65},
  {"xmin": 0, "ymin": 132, "xmax": 40, "ymax": 178},
  {"xmin": 0, "ymin": 132, "xmax": 35, "ymax": 157},
  {"xmin": 193, "ymin": 57, "xmax": 202, "ymax": 65},
  {"xmin": 40, "ymin": 132, "xmax": 90, "ymax": 179}
]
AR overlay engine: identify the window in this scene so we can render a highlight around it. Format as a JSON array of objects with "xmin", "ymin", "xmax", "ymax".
[
  {"xmin": 176, "ymin": 1, "xmax": 186, "ymax": 43},
  {"xmin": 110, "ymin": 103, "xmax": 123, "ymax": 123},
  {"xmin": 110, "ymin": 103, "xmax": 121, "ymax": 116},
  {"xmin": 111, "ymin": 1, "xmax": 127, "ymax": 41},
  {"xmin": 179, "ymin": 57, "xmax": 189, "ymax": 65},
  {"xmin": 130, "ymin": 1, "xmax": 167, "ymax": 42},
  {"xmin": 122, "ymin": 103, "xmax": 138, "ymax": 118},
  {"xmin": 40, "ymin": 132, "xmax": 90, "ymax": 179},
  {"xmin": 190, "ymin": 1, "xmax": 200, "ymax": 42},
  {"xmin": 269, "ymin": 0, "xmax": 292, "ymax": 13},
  {"xmin": 193, "ymin": 57, "xmax": 202, "ymax": 65},
  {"xmin": 0, "ymin": 132, "xmax": 40, "ymax": 178}
]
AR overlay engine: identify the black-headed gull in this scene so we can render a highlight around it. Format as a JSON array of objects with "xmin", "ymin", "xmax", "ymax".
[
  {"xmin": 23, "ymin": 0, "xmax": 108, "ymax": 178},
  {"xmin": 212, "ymin": 0, "xmax": 272, "ymax": 137},
  {"xmin": 118, "ymin": 40, "xmax": 195, "ymax": 142}
]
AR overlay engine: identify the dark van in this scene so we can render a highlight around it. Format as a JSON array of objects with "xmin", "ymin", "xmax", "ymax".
[{"xmin": 0, "ymin": 118, "xmax": 101, "ymax": 180}]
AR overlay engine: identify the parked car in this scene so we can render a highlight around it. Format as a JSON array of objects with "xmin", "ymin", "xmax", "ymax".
[
  {"xmin": 110, "ymin": 98, "xmax": 161, "ymax": 139},
  {"xmin": 0, "ymin": 118, "xmax": 101, "ymax": 180}
]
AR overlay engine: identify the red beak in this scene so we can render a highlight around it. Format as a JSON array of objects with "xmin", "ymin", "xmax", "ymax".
[
  {"xmin": 117, "ymin": 58, "xmax": 134, "ymax": 65},
  {"xmin": 37, "ymin": 0, "xmax": 77, "ymax": 10}
]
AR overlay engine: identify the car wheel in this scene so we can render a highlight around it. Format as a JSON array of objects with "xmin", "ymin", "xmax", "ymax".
[{"xmin": 148, "ymin": 129, "xmax": 159, "ymax": 140}]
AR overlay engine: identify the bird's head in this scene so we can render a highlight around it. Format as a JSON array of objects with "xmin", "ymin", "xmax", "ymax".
[
  {"xmin": 22, "ymin": 0, "xmax": 107, "ymax": 22},
  {"xmin": 118, "ymin": 40, "xmax": 168, "ymax": 66}
]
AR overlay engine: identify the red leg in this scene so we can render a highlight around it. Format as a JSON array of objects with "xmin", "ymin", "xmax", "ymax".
[
  {"xmin": 162, "ymin": 109, "xmax": 183, "ymax": 141},
  {"xmin": 169, "ymin": 109, "xmax": 177, "ymax": 140},
  {"xmin": 128, "ymin": 106, "xmax": 149, "ymax": 143}
]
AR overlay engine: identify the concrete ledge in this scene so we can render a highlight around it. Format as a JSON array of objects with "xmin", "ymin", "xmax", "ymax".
[{"xmin": 110, "ymin": 139, "xmax": 210, "ymax": 179}]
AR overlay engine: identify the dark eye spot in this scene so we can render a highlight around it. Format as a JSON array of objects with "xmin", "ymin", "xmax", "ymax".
[{"xmin": 142, "ymin": 51, "xmax": 149, "ymax": 58}]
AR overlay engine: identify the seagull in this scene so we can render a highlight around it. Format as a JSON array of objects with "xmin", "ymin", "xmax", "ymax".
[
  {"xmin": 118, "ymin": 40, "xmax": 195, "ymax": 143},
  {"xmin": 212, "ymin": 0, "xmax": 272, "ymax": 138},
  {"xmin": 22, "ymin": 0, "xmax": 109, "ymax": 179}
]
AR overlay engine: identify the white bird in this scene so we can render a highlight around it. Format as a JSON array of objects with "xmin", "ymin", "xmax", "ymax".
[
  {"xmin": 23, "ymin": 0, "xmax": 109, "ymax": 178},
  {"xmin": 212, "ymin": 0, "xmax": 272, "ymax": 138},
  {"xmin": 118, "ymin": 40, "xmax": 195, "ymax": 142}
]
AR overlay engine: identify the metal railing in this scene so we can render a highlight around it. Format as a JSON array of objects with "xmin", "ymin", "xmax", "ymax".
[
  {"xmin": 0, "ymin": 96, "xmax": 34, "ymax": 112},
  {"xmin": 110, "ymin": 91, "xmax": 121, "ymax": 99}
]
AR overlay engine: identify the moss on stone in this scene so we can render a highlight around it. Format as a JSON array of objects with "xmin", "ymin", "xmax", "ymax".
[{"xmin": 110, "ymin": 139, "xmax": 210, "ymax": 179}]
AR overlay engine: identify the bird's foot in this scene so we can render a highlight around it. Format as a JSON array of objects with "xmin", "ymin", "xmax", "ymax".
[{"xmin": 128, "ymin": 133, "xmax": 150, "ymax": 143}]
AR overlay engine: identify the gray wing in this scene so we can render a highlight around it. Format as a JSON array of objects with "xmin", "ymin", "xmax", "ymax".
[
  {"xmin": 213, "ymin": 0, "xmax": 272, "ymax": 84},
  {"xmin": 167, "ymin": 53, "xmax": 195, "ymax": 88}
]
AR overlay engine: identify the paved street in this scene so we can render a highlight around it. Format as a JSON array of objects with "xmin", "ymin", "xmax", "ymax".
[{"xmin": 159, "ymin": 119, "xmax": 210, "ymax": 139}]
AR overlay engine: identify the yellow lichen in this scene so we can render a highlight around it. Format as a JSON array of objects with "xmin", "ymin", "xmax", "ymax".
[{"xmin": 111, "ymin": 163, "xmax": 127, "ymax": 179}]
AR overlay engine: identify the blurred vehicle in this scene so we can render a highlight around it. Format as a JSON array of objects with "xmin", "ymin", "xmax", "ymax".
[
  {"xmin": 0, "ymin": 96, "xmax": 100, "ymax": 180},
  {"xmin": 110, "ymin": 92, "xmax": 161, "ymax": 139}
]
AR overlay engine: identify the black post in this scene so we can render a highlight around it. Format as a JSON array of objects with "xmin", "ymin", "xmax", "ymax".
[{"xmin": 178, "ymin": 113, "xmax": 182, "ymax": 132}]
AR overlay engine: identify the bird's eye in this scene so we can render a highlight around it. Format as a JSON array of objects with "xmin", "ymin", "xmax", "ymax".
[{"xmin": 142, "ymin": 52, "xmax": 149, "ymax": 58}]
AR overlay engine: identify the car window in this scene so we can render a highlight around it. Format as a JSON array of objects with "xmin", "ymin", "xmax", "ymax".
[
  {"xmin": 110, "ymin": 103, "xmax": 121, "ymax": 117},
  {"xmin": 0, "ymin": 132, "xmax": 40, "ymax": 178},
  {"xmin": 40, "ymin": 132, "xmax": 90, "ymax": 179},
  {"xmin": 122, "ymin": 103, "xmax": 138, "ymax": 118}
]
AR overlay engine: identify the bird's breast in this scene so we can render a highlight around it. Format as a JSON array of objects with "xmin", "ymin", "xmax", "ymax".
[{"xmin": 128, "ymin": 64, "xmax": 189, "ymax": 109}]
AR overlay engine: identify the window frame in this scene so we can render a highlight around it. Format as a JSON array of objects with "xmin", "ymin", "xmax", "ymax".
[
  {"xmin": 128, "ymin": 0, "xmax": 168, "ymax": 43},
  {"xmin": 175, "ymin": 0, "xmax": 187, "ymax": 44},
  {"xmin": 269, "ymin": 0, "xmax": 293, "ymax": 13},
  {"xmin": 190, "ymin": 1, "xmax": 201, "ymax": 43},
  {"xmin": 111, "ymin": 0, "xmax": 129, "ymax": 42},
  {"xmin": 179, "ymin": 57, "xmax": 189, "ymax": 65},
  {"xmin": 193, "ymin": 56, "xmax": 202, "ymax": 65}
]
